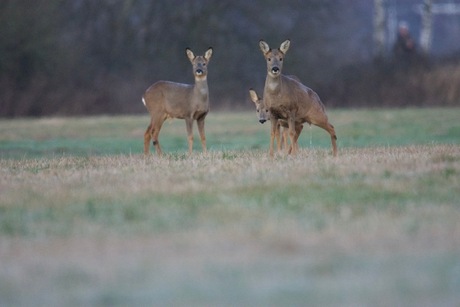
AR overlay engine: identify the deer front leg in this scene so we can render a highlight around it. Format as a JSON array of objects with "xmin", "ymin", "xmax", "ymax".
[
  {"xmin": 269, "ymin": 117, "xmax": 278, "ymax": 157},
  {"xmin": 185, "ymin": 118, "xmax": 194, "ymax": 154},
  {"xmin": 275, "ymin": 122, "xmax": 282, "ymax": 152},
  {"xmin": 281, "ymin": 126, "xmax": 289, "ymax": 152},
  {"xmin": 197, "ymin": 116, "xmax": 207, "ymax": 153}
]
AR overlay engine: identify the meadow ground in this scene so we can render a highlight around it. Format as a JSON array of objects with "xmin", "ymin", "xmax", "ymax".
[{"xmin": 1, "ymin": 108, "xmax": 459, "ymax": 306}]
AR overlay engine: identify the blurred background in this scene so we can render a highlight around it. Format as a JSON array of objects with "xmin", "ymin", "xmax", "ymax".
[{"xmin": 1, "ymin": 0, "xmax": 459, "ymax": 117}]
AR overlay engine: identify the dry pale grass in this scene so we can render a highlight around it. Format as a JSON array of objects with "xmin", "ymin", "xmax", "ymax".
[{"xmin": 1, "ymin": 144, "xmax": 460, "ymax": 306}]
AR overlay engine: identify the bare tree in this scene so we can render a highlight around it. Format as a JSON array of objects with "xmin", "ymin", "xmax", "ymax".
[
  {"xmin": 373, "ymin": 0, "xmax": 386, "ymax": 60},
  {"xmin": 420, "ymin": 0, "xmax": 433, "ymax": 55}
]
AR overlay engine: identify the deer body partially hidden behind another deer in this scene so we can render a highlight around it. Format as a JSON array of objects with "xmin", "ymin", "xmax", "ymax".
[
  {"xmin": 259, "ymin": 39, "xmax": 337, "ymax": 157},
  {"xmin": 249, "ymin": 87, "xmax": 303, "ymax": 154},
  {"xmin": 143, "ymin": 47, "xmax": 213, "ymax": 155}
]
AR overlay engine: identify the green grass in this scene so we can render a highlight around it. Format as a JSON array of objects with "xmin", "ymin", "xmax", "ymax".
[
  {"xmin": 1, "ymin": 108, "xmax": 459, "ymax": 159},
  {"xmin": 0, "ymin": 108, "xmax": 460, "ymax": 306}
]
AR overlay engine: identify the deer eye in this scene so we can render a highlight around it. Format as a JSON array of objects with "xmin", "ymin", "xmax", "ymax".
[
  {"xmin": 279, "ymin": 57, "xmax": 283, "ymax": 61},
  {"xmin": 257, "ymin": 110, "xmax": 259, "ymax": 112},
  {"xmin": 268, "ymin": 58, "xmax": 271, "ymax": 62}
]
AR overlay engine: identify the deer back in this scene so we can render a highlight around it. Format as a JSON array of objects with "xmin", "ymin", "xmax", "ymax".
[{"xmin": 268, "ymin": 75, "xmax": 325, "ymax": 121}]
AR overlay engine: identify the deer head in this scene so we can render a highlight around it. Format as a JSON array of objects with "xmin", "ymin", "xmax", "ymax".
[
  {"xmin": 259, "ymin": 39, "xmax": 290, "ymax": 77},
  {"xmin": 249, "ymin": 89, "xmax": 270, "ymax": 124},
  {"xmin": 186, "ymin": 47, "xmax": 213, "ymax": 80}
]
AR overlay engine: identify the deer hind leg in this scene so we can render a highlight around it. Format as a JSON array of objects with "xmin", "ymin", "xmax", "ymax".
[
  {"xmin": 329, "ymin": 123, "xmax": 338, "ymax": 157},
  {"xmin": 151, "ymin": 125, "xmax": 164, "ymax": 156},
  {"xmin": 148, "ymin": 115, "xmax": 166, "ymax": 156},
  {"xmin": 144, "ymin": 123, "xmax": 153, "ymax": 154},
  {"xmin": 316, "ymin": 121, "xmax": 338, "ymax": 157},
  {"xmin": 293, "ymin": 124, "xmax": 304, "ymax": 153},
  {"xmin": 287, "ymin": 124, "xmax": 304, "ymax": 154},
  {"xmin": 287, "ymin": 117, "xmax": 297, "ymax": 155},
  {"xmin": 197, "ymin": 115, "xmax": 207, "ymax": 153}
]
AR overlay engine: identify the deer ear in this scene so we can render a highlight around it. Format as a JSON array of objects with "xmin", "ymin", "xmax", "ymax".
[
  {"xmin": 280, "ymin": 39, "xmax": 290, "ymax": 54},
  {"xmin": 186, "ymin": 48, "xmax": 195, "ymax": 62},
  {"xmin": 204, "ymin": 47, "xmax": 213, "ymax": 61},
  {"xmin": 259, "ymin": 40, "xmax": 270, "ymax": 54},
  {"xmin": 249, "ymin": 89, "xmax": 259, "ymax": 103}
]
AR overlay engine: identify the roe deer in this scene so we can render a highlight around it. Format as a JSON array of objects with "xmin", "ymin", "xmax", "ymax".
[
  {"xmin": 259, "ymin": 39, "xmax": 337, "ymax": 157},
  {"xmin": 249, "ymin": 74, "xmax": 302, "ymax": 153},
  {"xmin": 249, "ymin": 88, "xmax": 303, "ymax": 154},
  {"xmin": 142, "ymin": 47, "xmax": 213, "ymax": 155}
]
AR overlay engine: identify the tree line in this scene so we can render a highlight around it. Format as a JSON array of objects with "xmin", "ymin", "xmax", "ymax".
[{"xmin": 0, "ymin": 0, "xmax": 458, "ymax": 117}]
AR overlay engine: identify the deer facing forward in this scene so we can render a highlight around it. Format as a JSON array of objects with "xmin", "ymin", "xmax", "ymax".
[
  {"xmin": 142, "ymin": 47, "xmax": 213, "ymax": 155},
  {"xmin": 259, "ymin": 39, "xmax": 337, "ymax": 157},
  {"xmin": 249, "ymin": 88, "xmax": 303, "ymax": 154}
]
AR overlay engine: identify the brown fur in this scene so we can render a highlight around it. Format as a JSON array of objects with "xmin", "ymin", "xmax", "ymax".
[
  {"xmin": 142, "ymin": 47, "xmax": 213, "ymax": 155},
  {"xmin": 249, "ymin": 87, "xmax": 303, "ymax": 154},
  {"xmin": 259, "ymin": 40, "xmax": 337, "ymax": 157}
]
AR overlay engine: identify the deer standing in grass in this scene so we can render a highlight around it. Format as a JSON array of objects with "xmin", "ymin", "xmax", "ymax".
[
  {"xmin": 142, "ymin": 47, "xmax": 213, "ymax": 155},
  {"xmin": 249, "ymin": 88, "xmax": 303, "ymax": 153},
  {"xmin": 259, "ymin": 39, "xmax": 337, "ymax": 157}
]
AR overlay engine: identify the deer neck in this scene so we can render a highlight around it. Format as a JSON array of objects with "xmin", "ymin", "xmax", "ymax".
[
  {"xmin": 265, "ymin": 74, "xmax": 282, "ymax": 95},
  {"xmin": 193, "ymin": 77, "xmax": 209, "ymax": 100}
]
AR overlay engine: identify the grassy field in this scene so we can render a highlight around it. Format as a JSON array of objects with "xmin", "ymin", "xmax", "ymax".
[{"xmin": 1, "ymin": 108, "xmax": 460, "ymax": 306}]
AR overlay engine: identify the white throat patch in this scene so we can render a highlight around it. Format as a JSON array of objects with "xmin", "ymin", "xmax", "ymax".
[
  {"xmin": 268, "ymin": 79, "xmax": 279, "ymax": 92},
  {"xmin": 200, "ymin": 87, "xmax": 208, "ymax": 95}
]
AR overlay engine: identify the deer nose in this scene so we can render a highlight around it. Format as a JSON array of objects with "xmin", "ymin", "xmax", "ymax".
[
  {"xmin": 259, "ymin": 119, "xmax": 266, "ymax": 124},
  {"xmin": 196, "ymin": 69, "xmax": 203, "ymax": 75},
  {"xmin": 271, "ymin": 67, "xmax": 280, "ymax": 74}
]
